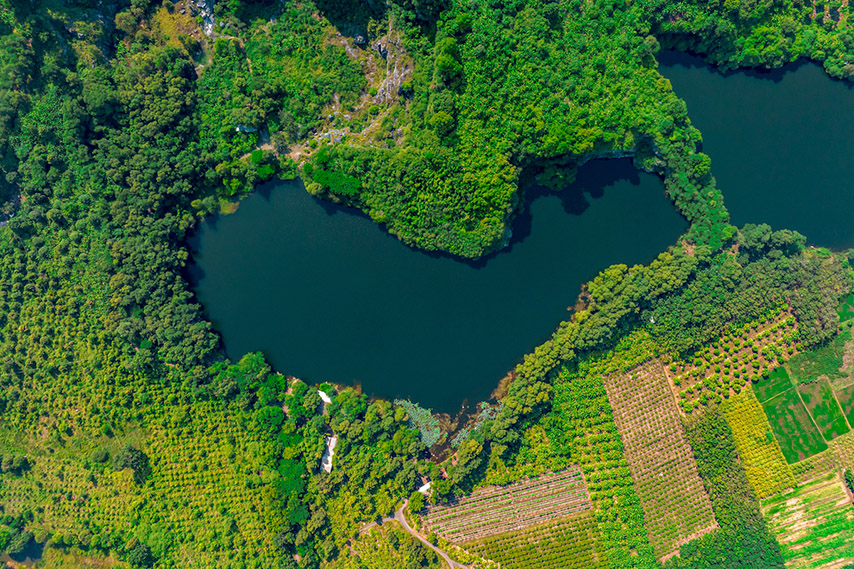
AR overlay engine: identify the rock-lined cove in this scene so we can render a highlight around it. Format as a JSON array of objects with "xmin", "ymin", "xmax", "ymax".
[
  {"xmin": 188, "ymin": 160, "xmax": 687, "ymax": 412},
  {"xmin": 659, "ymin": 51, "xmax": 854, "ymax": 249}
]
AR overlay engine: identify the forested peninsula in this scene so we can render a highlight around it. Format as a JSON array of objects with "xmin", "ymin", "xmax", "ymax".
[{"xmin": 1, "ymin": 0, "xmax": 854, "ymax": 568}]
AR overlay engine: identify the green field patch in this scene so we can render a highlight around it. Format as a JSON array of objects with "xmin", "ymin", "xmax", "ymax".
[
  {"xmin": 839, "ymin": 292, "xmax": 854, "ymax": 323},
  {"xmin": 788, "ymin": 332, "xmax": 849, "ymax": 383},
  {"xmin": 761, "ymin": 387, "xmax": 827, "ymax": 463},
  {"xmin": 798, "ymin": 380, "xmax": 850, "ymax": 441},
  {"xmin": 754, "ymin": 366, "xmax": 794, "ymax": 403},
  {"xmin": 761, "ymin": 471, "xmax": 854, "ymax": 569},
  {"xmin": 835, "ymin": 383, "xmax": 854, "ymax": 428},
  {"xmin": 464, "ymin": 512, "xmax": 607, "ymax": 569}
]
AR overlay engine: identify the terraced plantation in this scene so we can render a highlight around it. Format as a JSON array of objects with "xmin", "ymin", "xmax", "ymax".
[
  {"xmin": 464, "ymin": 512, "xmax": 606, "ymax": 569},
  {"xmin": 605, "ymin": 360, "xmax": 718, "ymax": 559},
  {"xmin": 761, "ymin": 471, "xmax": 854, "ymax": 568},
  {"xmin": 422, "ymin": 467, "xmax": 591, "ymax": 542}
]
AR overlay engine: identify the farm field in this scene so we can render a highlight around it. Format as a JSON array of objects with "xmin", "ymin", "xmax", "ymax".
[
  {"xmin": 831, "ymin": 431, "xmax": 854, "ymax": 470},
  {"xmin": 836, "ymin": 384, "xmax": 854, "ymax": 426},
  {"xmin": 754, "ymin": 366, "xmax": 795, "ymax": 403},
  {"xmin": 421, "ymin": 467, "xmax": 592, "ymax": 542},
  {"xmin": 547, "ymin": 361, "xmax": 658, "ymax": 564},
  {"xmin": 668, "ymin": 311, "xmax": 800, "ymax": 412},
  {"xmin": 463, "ymin": 511, "xmax": 607, "ymax": 569},
  {"xmin": 760, "ymin": 386, "xmax": 827, "ymax": 463},
  {"xmin": 791, "ymin": 448, "xmax": 840, "ymax": 484},
  {"xmin": 761, "ymin": 471, "xmax": 854, "ymax": 569},
  {"xmin": 605, "ymin": 360, "xmax": 717, "ymax": 559},
  {"xmin": 798, "ymin": 380, "xmax": 851, "ymax": 440},
  {"xmin": 721, "ymin": 390, "xmax": 795, "ymax": 498}
]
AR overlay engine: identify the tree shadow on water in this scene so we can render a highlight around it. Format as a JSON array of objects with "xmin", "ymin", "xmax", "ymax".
[
  {"xmin": 657, "ymin": 49, "xmax": 816, "ymax": 84},
  {"xmin": 506, "ymin": 157, "xmax": 643, "ymax": 250}
]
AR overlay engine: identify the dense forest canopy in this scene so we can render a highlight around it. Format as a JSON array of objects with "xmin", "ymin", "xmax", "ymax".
[{"xmin": 0, "ymin": 0, "xmax": 852, "ymax": 567}]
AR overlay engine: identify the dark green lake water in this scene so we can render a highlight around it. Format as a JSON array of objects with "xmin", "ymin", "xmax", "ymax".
[
  {"xmin": 189, "ymin": 160, "xmax": 686, "ymax": 411},
  {"xmin": 659, "ymin": 51, "xmax": 854, "ymax": 249}
]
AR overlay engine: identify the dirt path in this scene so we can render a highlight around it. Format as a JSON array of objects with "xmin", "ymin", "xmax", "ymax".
[{"xmin": 373, "ymin": 500, "xmax": 470, "ymax": 569}]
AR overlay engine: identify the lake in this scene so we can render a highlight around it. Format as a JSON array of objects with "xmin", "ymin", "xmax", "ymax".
[
  {"xmin": 188, "ymin": 159, "xmax": 686, "ymax": 412},
  {"xmin": 659, "ymin": 51, "xmax": 854, "ymax": 249}
]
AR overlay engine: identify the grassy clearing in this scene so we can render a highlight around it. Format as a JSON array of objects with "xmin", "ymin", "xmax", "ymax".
[
  {"xmin": 754, "ymin": 366, "xmax": 795, "ymax": 403},
  {"xmin": 463, "ymin": 512, "xmax": 607, "ymax": 569},
  {"xmin": 798, "ymin": 380, "xmax": 850, "ymax": 440},
  {"xmin": 788, "ymin": 332, "xmax": 849, "ymax": 384},
  {"xmin": 761, "ymin": 387, "xmax": 827, "ymax": 463},
  {"xmin": 606, "ymin": 360, "xmax": 717, "ymax": 559},
  {"xmin": 721, "ymin": 390, "xmax": 795, "ymax": 499},
  {"xmin": 761, "ymin": 471, "xmax": 854, "ymax": 569}
]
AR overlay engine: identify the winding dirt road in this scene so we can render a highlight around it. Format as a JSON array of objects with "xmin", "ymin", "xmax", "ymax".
[{"xmin": 377, "ymin": 499, "xmax": 470, "ymax": 569}]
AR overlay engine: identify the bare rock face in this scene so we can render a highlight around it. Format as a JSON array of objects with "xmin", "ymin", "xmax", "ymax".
[
  {"xmin": 187, "ymin": 0, "xmax": 216, "ymax": 36},
  {"xmin": 373, "ymin": 40, "xmax": 388, "ymax": 60},
  {"xmin": 374, "ymin": 36, "xmax": 412, "ymax": 106}
]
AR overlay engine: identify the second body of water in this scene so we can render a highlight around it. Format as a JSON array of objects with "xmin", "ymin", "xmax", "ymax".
[{"xmin": 659, "ymin": 51, "xmax": 854, "ymax": 249}]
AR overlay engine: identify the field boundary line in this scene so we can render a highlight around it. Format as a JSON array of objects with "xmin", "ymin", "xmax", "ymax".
[
  {"xmin": 797, "ymin": 384, "xmax": 828, "ymax": 444},
  {"xmin": 830, "ymin": 384, "xmax": 853, "ymax": 432}
]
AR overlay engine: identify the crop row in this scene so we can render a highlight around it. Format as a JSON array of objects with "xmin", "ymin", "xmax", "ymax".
[
  {"xmin": 423, "ymin": 466, "xmax": 591, "ymax": 541},
  {"xmin": 425, "ymin": 467, "xmax": 585, "ymax": 517},
  {"xmin": 605, "ymin": 360, "xmax": 718, "ymax": 559}
]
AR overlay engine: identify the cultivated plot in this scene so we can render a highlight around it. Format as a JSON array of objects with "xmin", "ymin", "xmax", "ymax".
[
  {"xmin": 798, "ymin": 380, "xmax": 850, "ymax": 441},
  {"xmin": 669, "ymin": 312, "xmax": 800, "ymax": 412},
  {"xmin": 722, "ymin": 390, "xmax": 795, "ymax": 499},
  {"xmin": 754, "ymin": 366, "xmax": 795, "ymax": 403},
  {"xmin": 791, "ymin": 448, "xmax": 840, "ymax": 484},
  {"xmin": 605, "ymin": 360, "xmax": 717, "ymax": 559},
  {"xmin": 761, "ymin": 471, "xmax": 854, "ymax": 569},
  {"xmin": 422, "ymin": 467, "xmax": 591, "ymax": 543},
  {"xmin": 831, "ymin": 430, "xmax": 854, "ymax": 470},
  {"xmin": 761, "ymin": 386, "xmax": 827, "ymax": 463},
  {"xmin": 836, "ymin": 383, "xmax": 854, "ymax": 426},
  {"xmin": 464, "ymin": 511, "xmax": 607, "ymax": 569}
]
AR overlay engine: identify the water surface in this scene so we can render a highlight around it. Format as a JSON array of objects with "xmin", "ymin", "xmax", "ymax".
[
  {"xmin": 659, "ymin": 51, "xmax": 854, "ymax": 249},
  {"xmin": 189, "ymin": 160, "xmax": 686, "ymax": 411}
]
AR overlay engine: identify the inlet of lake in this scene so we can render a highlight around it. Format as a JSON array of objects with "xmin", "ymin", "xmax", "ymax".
[{"xmin": 188, "ymin": 160, "xmax": 686, "ymax": 412}]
